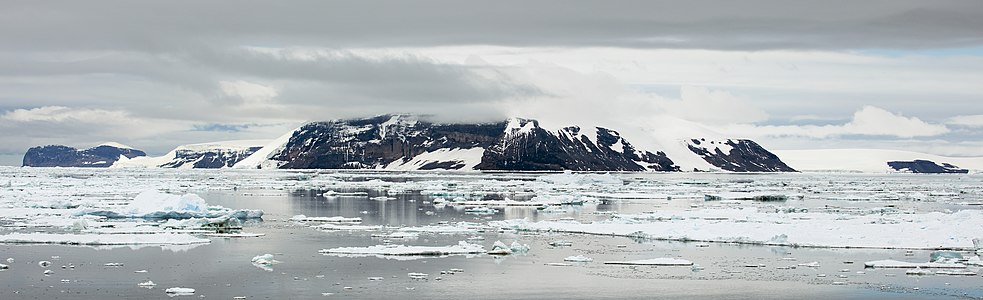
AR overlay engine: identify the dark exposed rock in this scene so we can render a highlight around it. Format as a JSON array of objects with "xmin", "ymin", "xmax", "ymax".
[
  {"xmin": 22, "ymin": 144, "xmax": 146, "ymax": 167},
  {"xmin": 272, "ymin": 115, "xmax": 504, "ymax": 169},
  {"xmin": 474, "ymin": 119, "xmax": 678, "ymax": 171},
  {"xmin": 887, "ymin": 160, "xmax": 968, "ymax": 174},
  {"xmin": 688, "ymin": 138, "xmax": 796, "ymax": 172},
  {"xmin": 270, "ymin": 116, "xmax": 683, "ymax": 171}
]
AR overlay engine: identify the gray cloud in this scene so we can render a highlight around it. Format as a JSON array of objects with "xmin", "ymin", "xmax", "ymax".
[
  {"xmin": 1, "ymin": 0, "xmax": 981, "ymax": 51},
  {"xmin": 1, "ymin": 0, "xmax": 982, "ymax": 165}
]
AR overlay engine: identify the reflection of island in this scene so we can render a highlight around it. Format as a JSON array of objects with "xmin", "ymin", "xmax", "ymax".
[{"xmin": 888, "ymin": 160, "xmax": 969, "ymax": 174}]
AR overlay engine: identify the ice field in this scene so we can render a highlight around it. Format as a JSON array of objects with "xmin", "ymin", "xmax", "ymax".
[{"xmin": 1, "ymin": 167, "xmax": 982, "ymax": 299}]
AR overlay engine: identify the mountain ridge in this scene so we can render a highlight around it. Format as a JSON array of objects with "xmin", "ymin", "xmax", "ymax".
[{"xmin": 23, "ymin": 115, "xmax": 801, "ymax": 172}]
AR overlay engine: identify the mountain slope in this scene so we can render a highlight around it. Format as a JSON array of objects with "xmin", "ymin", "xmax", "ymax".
[
  {"xmin": 112, "ymin": 140, "xmax": 266, "ymax": 169},
  {"xmin": 250, "ymin": 115, "xmax": 792, "ymax": 172}
]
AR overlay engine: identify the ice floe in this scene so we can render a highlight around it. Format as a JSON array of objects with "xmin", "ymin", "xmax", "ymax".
[
  {"xmin": 491, "ymin": 208, "xmax": 983, "ymax": 250},
  {"xmin": 291, "ymin": 215, "xmax": 362, "ymax": 223},
  {"xmin": 563, "ymin": 255, "xmax": 593, "ymax": 262},
  {"xmin": 863, "ymin": 260, "xmax": 967, "ymax": 269},
  {"xmin": 165, "ymin": 287, "xmax": 195, "ymax": 296},
  {"xmin": 320, "ymin": 241, "xmax": 485, "ymax": 259},
  {"xmin": 0, "ymin": 233, "xmax": 210, "ymax": 246},
  {"xmin": 538, "ymin": 171, "xmax": 623, "ymax": 186},
  {"xmin": 603, "ymin": 258, "xmax": 694, "ymax": 266}
]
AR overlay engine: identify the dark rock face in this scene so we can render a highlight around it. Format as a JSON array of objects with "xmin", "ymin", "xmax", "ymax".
[
  {"xmin": 474, "ymin": 119, "xmax": 678, "ymax": 171},
  {"xmin": 161, "ymin": 147, "xmax": 263, "ymax": 168},
  {"xmin": 23, "ymin": 145, "xmax": 146, "ymax": 167},
  {"xmin": 273, "ymin": 115, "xmax": 506, "ymax": 170},
  {"xmin": 688, "ymin": 139, "xmax": 796, "ymax": 172},
  {"xmin": 887, "ymin": 160, "xmax": 968, "ymax": 174},
  {"xmin": 271, "ymin": 116, "xmax": 681, "ymax": 171}
]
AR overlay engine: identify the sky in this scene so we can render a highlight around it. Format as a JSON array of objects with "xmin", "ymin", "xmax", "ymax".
[{"xmin": 2, "ymin": 0, "xmax": 983, "ymax": 165}]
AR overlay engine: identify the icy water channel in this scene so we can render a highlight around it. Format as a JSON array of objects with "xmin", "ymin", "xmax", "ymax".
[{"xmin": 1, "ymin": 169, "xmax": 982, "ymax": 299}]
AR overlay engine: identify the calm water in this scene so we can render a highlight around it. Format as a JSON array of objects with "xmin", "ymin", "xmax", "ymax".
[{"xmin": 2, "ymin": 172, "xmax": 982, "ymax": 299}]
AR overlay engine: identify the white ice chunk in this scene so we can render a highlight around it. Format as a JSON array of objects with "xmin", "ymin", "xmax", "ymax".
[
  {"xmin": 138, "ymin": 280, "xmax": 157, "ymax": 287},
  {"xmin": 798, "ymin": 261, "xmax": 821, "ymax": 268},
  {"xmin": 251, "ymin": 254, "xmax": 277, "ymax": 265},
  {"xmin": 563, "ymin": 255, "xmax": 593, "ymax": 262},
  {"xmin": 487, "ymin": 240, "xmax": 528, "ymax": 255},
  {"xmin": 251, "ymin": 253, "xmax": 279, "ymax": 271},
  {"xmin": 165, "ymin": 287, "xmax": 195, "ymax": 295}
]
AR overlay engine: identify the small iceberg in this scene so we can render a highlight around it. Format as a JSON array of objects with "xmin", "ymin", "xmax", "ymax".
[
  {"xmin": 563, "ymin": 255, "xmax": 593, "ymax": 263},
  {"xmin": 487, "ymin": 240, "xmax": 529, "ymax": 255},
  {"xmin": 165, "ymin": 287, "xmax": 195, "ymax": 296},
  {"xmin": 251, "ymin": 254, "xmax": 279, "ymax": 271}
]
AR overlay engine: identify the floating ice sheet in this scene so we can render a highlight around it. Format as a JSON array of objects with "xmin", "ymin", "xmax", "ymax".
[
  {"xmin": 603, "ymin": 258, "xmax": 694, "ymax": 266},
  {"xmin": 0, "ymin": 233, "xmax": 210, "ymax": 246},
  {"xmin": 863, "ymin": 259, "xmax": 967, "ymax": 269},
  {"xmin": 492, "ymin": 209, "xmax": 983, "ymax": 250},
  {"xmin": 319, "ymin": 241, "xmax": 484, "ymax": 259}
]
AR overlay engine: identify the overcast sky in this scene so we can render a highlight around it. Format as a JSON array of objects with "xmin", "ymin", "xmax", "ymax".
[{"xmin": 2, "ymin": 0, "xmax": 983, "ymax": 165}]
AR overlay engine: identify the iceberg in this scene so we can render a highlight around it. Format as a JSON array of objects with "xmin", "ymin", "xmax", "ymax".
[
  {"xmin": 487, "ymin": 240, "xmax": 529, "ymax": 255},
  {"xmin": 251, "ymin": 253, "xmax": 277, "ymax": 265},
  {"xmin": 79, "ymin": 191, "xmax": 263, "ymax": 220},
  {"xmin": 929, "ymin": 251, "xmax": 963, "ymax": 263},
  {"xmin": 251, "ymin": 253, "xmax": 278, "ymax": 271}
]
